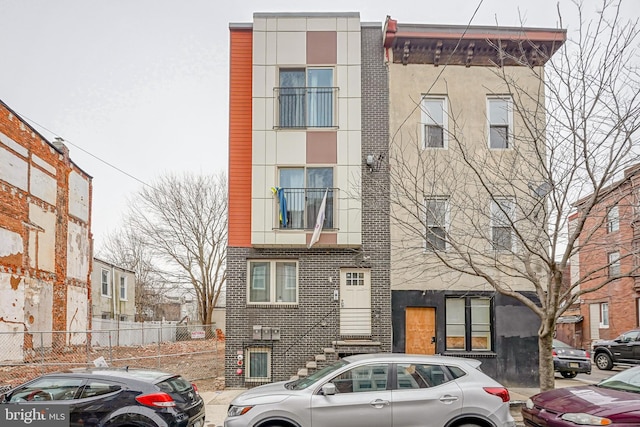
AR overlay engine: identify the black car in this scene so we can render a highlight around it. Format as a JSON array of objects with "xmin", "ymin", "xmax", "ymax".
[
  {"xmin": 553, "ymin": 339, "xmax": 591, "ymax": 378},
  {"xmin": 592, "ymin": 328, "xmax": 640, "ymax": 370},
  {"xmin": 0, "ymin": 367, "xmax": 205, "ymax": 427}
]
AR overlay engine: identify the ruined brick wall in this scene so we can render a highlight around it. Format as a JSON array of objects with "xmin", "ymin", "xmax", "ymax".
[{"xmin": 0, "ymin": 99, "xmax": 92, "ymax": 344}]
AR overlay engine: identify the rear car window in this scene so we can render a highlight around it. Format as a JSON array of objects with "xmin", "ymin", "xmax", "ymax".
[
  {"xmin": 396, "ymin": 364, "xmax": 451, "ymax": 389},
  {"xmin": 157, "ymin": 376, "xmax": 192, "ymax": 393},
  {"xmin": 446, "ymin": 366, "xmax": 467, "ymax": 379},
  {"xmin": 80, "ymin": 381, "xmax": 121, "ymax": 398}
]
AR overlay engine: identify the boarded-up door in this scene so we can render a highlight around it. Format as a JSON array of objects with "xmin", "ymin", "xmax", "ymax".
[{"xmin": 405, "ymin": 307, "xmax": 436, "ymax": 354}]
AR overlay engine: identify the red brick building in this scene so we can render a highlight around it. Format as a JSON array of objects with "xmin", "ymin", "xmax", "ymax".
[
  {"xmin": 0, "ymin": 98, "xmax": 92, "ymax": 352},
  {"xmin": 571, "ymin": 164, "xmax": 640, "ymax": 347}
]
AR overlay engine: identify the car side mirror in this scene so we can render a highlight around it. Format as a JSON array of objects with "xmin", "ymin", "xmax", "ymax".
[{"xmin": 321, "ymin": 383, "xmax": 337, "ymax": 396}]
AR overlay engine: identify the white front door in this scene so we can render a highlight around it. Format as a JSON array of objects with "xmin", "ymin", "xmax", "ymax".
[{"xmin": 340, "ymin": 268, "xmax": 371, "ymax": 336}]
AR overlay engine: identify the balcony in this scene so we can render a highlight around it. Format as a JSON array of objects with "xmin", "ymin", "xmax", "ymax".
[
  {"xmin": 275, "ymin": 87, "xmax": 338, "ymax": 129},
  {"xmin": 273, "ymin": 187, "xmax": 336, "ymax": 230}
]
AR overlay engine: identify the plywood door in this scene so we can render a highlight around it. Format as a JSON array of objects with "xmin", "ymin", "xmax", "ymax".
[{"xmin": 405, "ymin": 307, "xmax": 436, "ymax": 354}]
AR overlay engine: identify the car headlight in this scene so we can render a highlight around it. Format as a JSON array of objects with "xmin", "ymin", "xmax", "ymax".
[
  {"xmin": 227, "ymin": 405, "xmax": 254, "ymax": 417},
  {"xmin": 561, "ymin": 413, "xmax": 612, "ymax": 425},
  {"xmin": 525, "ymin": 399, "xmax": 534, "ymax": 410}
]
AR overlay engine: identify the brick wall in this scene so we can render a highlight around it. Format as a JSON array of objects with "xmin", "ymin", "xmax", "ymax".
[
  {"xmin": 0, "ymin": 100, "xmax": 92, "ymax": 341},
  {"xmin": 577, "ymin": 172, "xmax": 640, "ymax": 342}
]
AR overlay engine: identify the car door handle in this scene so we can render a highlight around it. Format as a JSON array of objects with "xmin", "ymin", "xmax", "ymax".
[
  {"xmin": 439, "ymin": 395, "xmax": 459, "ymax": 404},
  {"xmin": 370, "ymin": 399, "xmax": 390, "ymax": 408}
]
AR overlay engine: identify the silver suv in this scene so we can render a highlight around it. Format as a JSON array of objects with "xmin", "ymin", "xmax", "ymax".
[{"xmin": 225, "ymin": 353, "xmax": 515, "ymax": 427}]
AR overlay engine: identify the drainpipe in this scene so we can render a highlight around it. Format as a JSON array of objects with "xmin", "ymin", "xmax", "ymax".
[{"xmin": 112, "ymin": 265, "xmax": 117, "ymax": 319}]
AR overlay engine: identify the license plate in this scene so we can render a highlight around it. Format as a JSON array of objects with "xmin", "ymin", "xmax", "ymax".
[{"xmin": 569, "ymin": 363, "xmax": 579, "ymax": 368}]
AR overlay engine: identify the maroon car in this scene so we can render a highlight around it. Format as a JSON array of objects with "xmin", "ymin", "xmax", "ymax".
[{"xmin": 522, "ymin": 366, "xmax": 640, "ymax": 426}]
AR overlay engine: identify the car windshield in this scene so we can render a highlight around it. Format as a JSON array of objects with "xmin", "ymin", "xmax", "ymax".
[
  {"xmin": 287, "ymin": 360, "xmax": 349, "ymax": 390},
  {"xmin": 597, "ymin": 368, "xmax": 640, "ymax": 393}
]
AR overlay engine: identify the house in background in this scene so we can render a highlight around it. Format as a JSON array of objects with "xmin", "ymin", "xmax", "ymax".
[
  {"xmin": 384, "ymin": 19, "xmax": 566, "ymax": 386},
  {"xmin": 91, "ymin": 257, "xmax": 136, "ymax": 321},
  {"xmin": 0, "ymin": 98, "xmax": 92, "ymax": 351},
  {"xmin": 570, "ymin": 164, "xmax": 640, "ymax": 347},
  {"xmin": 226, "ymin": 12, "xmax": 391, "ymax": 388}
]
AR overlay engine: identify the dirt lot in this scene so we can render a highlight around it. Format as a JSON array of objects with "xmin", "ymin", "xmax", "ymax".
[{"xmin": 0, "ymin": 339, "xmax": 226, "ymax": 391}]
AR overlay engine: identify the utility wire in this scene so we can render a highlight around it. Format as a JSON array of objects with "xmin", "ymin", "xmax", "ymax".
[{"xmin": 14, "ymin": 111, "xmax": 150, "ymax": 188}]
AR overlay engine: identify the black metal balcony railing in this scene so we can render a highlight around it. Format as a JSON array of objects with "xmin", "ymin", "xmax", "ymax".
[
  {"xmin": 275, "ymin": 87, "xmax": 337, "ymax": 128},
  {"xmin": 274, "ymin": 187, "xmax": 335, "ymax": 230}
]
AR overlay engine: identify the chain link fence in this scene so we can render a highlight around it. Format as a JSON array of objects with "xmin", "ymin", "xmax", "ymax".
[{"xmin": 0, "ymin": 322, "xmax": 224, "ymax": 389}]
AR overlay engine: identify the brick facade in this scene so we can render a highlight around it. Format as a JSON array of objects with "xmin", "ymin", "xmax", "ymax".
[
  {"xmin": 574, "ymin": 165, "xmax": 640, "ymax": 344},
  {"xmin": 0, "ymin": 99, "xmax": 92, "ymax": 345}
]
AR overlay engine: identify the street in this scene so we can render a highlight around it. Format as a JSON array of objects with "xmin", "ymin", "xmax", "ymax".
[{"xmin": 568, "ymin": 365, "xmax": 629, "ymax": 384}]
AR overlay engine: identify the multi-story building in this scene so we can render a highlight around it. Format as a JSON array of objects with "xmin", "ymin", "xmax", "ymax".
[
  {"xmin": 571, "ymin": 164, "xmax": 640, "ymax": 346},
  {"xmin": 0, "ymin": 98, "xmax": 92, "ymax": 352},
  {"xmin": 384, "ymin": 19, "xmax": 566, "ymax": 386},
  {"xmin": 226, "ymin": 12, "xmax": 391, "ymax": 387},
  {"xmin": 91, "ymin": 257, "xmax": 136, "ymax": 321}
]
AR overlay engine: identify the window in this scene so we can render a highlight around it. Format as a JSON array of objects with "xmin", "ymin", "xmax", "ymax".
[
  {"xmin": 330, "ymin": 363, "xmax": 389, "ymax": 393},
  {"xmin": 425, "ymin": 197, "xmax": 449, "ymax": 251},
  {"xmin": 101, "ymin": 269, "xmax": 111, "ymax": 297},
  {"xmin": 421, "ymin": 97, "xmax": 447, "ymax": 148},
  {"xmin": 609, "ymin": 252, "xmax": 621, "ymax": 277},
  {"xmin": 396, "ymin": 363, "xmax": 451, "ymax": 389},
  {"xmin": 607, "ymin": 205, "xmax": 619, "ymax": 233},
  {"xmin": 278, "ymin": 167, "xmax": 334, "ymax": 229},
  {"xmin": 488, "ymin": 97, "xmax": 513, "ymax": 149},
  {"xmin": 246, "ymin": 347, "xmax": 271, "ymax": 382},
  {"xmin": 248, "ymin": 260, "xmax": 297, "ymax": 304},
  {"xmin": 9, "ymin": 377, "xmax": 83, "ymax": 402},
  {"xmin": 80, "ymin": 381, "xmax": 121, "ymax": 399},
  {"xmin": 600, "ymin": 302, "xmax": 609, "ymax": 327},
  {"xmin": 491, "ymin": 198, "xmax": 515, "ymax": 251},
  {"xmin": 119, "ymin": 276, "xmax": 127, "ymax": 300},
  {"xmin": 278, "ymin": 68, "xmax": 334, "ymax": 128},
  {"xmin": 446, "ymin": 297, "xmax": 492, "ymax": 351}
]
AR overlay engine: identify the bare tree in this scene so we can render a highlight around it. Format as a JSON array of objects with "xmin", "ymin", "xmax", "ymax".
[
  {"xmin": 384, "ymin": 1, "xmax": 639, "ymax": 391},
  {"xmin": 123, "ymin": 172, "xmax": 227, "ymax": 328}
]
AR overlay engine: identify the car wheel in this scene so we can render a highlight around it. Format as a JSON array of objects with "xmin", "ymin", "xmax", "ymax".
[
  {"xmin": 457, "ymin": 424, "xmax": 482, "ymax": 427},
  {"xmin": 595, "ymin": 353, "xmax": 613, "ymax": 370},
  {"xmin": 560, "ymin": 371, "xmax": 577, "ymax": 378}
]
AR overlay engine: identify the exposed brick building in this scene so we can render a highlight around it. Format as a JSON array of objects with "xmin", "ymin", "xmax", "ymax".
[
  {"xmin": 571, "ymin": 164, "xmax": 640, "ymax": 346},
  {"xmin": 0, "ymin": 98, "xmax": 92, "ymax": 352}
]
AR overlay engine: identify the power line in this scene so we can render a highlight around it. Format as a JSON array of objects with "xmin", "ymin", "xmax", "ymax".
[{"xmin": 14, "ymin": 111, "xmax": 150, "ymax": 188}]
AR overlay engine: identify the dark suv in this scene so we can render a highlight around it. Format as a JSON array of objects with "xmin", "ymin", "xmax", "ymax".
[{"xmin": 592, "ymin": 328, "xmax": 640, "ymax": 370}]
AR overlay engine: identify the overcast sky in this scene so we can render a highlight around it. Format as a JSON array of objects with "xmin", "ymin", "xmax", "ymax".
[{"xmin": 0, "ymin": 0, "xmax": 637, "ymax": 250}]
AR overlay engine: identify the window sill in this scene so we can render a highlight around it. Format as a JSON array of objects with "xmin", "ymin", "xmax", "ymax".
[
  {"xmin": 441, "ymin": 351, "xmax": 497, "ymax": 358},
  {"xmin": 247, "ymin": 303, "xmax": 299, "ymax": 308}
]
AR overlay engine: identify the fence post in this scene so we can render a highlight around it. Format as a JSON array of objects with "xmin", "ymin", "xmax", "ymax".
[
  {"xmin": 108, "ymin": 332, "xmax": 113, "ymax": 364},
  {"xmin": 40, "ymin": 332, "xmax": 44, "ymax": 376},
  {"xmin": 157, "ymin": 327, "xmax": 161, "ymax": 369}
]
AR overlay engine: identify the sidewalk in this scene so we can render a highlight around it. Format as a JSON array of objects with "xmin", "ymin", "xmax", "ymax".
[
  {"xmin": 199, "ymin": 377, "xmax": 597, "ymax": 427},
  {"xmin": 200, "ymin": 388, "xmax": 246, "ymax": 427}
]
